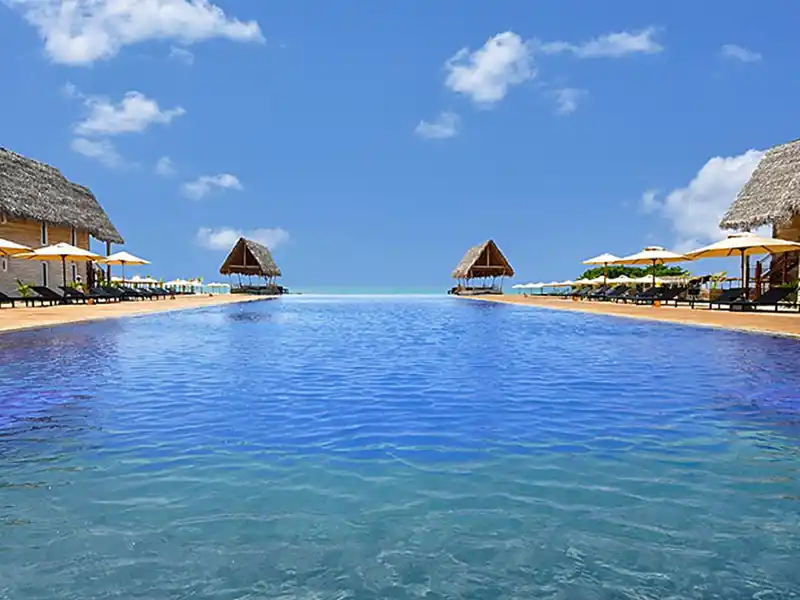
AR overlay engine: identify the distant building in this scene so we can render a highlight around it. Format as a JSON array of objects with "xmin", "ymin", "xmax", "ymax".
[
  {"xmin": 219, "ymin": 237, "xmax": 285, "ymax": 295},
  {"xmin": 450, "ymin": 239, "xmax": 514, "ymax": 295},
  {"xmin": 720, "ymin": 138, "xmax": 800, "ymax": 285}
]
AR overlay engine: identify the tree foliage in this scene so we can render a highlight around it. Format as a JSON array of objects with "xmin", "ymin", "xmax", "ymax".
[{"xmin": 577, "ymin": 264, "xmax": 690, "ymax": 280}]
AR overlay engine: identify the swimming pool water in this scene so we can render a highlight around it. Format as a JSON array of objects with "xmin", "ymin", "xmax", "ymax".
[{"xmin": 1, "ymin": 296, "xmax": 799, "ymax": 599}]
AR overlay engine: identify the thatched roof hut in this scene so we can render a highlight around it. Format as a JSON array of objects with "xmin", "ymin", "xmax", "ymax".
[
  {"xmin": 0, "ymin": 147, "xmax": 123, "ymax": 243},
  {"xmin": 219, "ymin": 237, "xmax": 281, "ymax": 277},
  {"xmin": 452, "ymin": 239, "xmax": 514, "ymax": 280},
  {"xmin": 720, "ymin": 139, "xmax": 800, "ymax": 231}
]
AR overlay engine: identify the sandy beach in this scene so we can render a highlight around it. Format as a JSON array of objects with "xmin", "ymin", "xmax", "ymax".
[
  {"xmin": 471, "ymin": 294, "xmax": 800, "ymax": 338},
  {"xmin": 0, "ymin": 294, "xmax": 270, "ymax": 334}
]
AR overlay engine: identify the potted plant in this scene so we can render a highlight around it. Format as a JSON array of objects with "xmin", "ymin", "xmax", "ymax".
[
  {"xmin": 707, "ymin": 271, "xmax": 727, "ymax": 302},
  {"xmin": 15, "ymin": 279, "xmax": 32, "ymax": 298}
]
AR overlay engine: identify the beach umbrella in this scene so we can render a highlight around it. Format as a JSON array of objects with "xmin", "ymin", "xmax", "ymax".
[
  {"xmin": 684, "ymin": 232, "xmax": 800, "ymax": 291},
  {"xmin": 631, "ymin": 274, "xmax": 664, "ymax": 285},
  {"xmin": 607, "ymin": 274, "xmax": 634, "ymax": 285},
  {"xmin": 612, "ymin": 246, "xmax": 688, "ymax": 288},
  {"xmin": 0, "ymin": 237, "xmax": 31, "ymax": 256},
  {"xmin": 583, "ymin": 253, "xmax": 621, "ymax": 285},
  {"xmin": 573, "ymin": 278, "xmax": 592, "ymax": 285},
  {"xmin": 16, "ymin": 242, "xmax": 100, "ymax": 296},
  {"xmin": 511, "ymin": 283, "xmax": 525, "ymax": 289},
  {"xmin": 99, "ymin": 251, "xmax": 150, "ymax": 284},
  {"xmin": 588, "ymin": 276, "xmax": 606, "ymax": 285}
]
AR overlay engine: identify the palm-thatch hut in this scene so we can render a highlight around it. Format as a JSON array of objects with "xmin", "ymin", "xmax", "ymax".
[
  {"xmin": 219, "ymin": 237, "xmax": 286, "ymax": 295},
  {"xmin": 0, "ymin": 147, "xmax": 123, "ymax": 294},
  {"xmin": 720, "ymin": 138, "xmax": 800, "ymax": 286},
  {"xmin": 449, "ymin": 239, "xmax": 514, "ymax": 295}
]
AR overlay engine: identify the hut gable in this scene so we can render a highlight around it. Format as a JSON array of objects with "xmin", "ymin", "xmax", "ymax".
[
  {"xmin": 720, "ymin": 139, "xmax": 800, "ymax": 231},
  {"xmin": 0, "ymin": 147, "xmax": 124, "ymax": 244},
  {"xmin": 452, "ymin": 239, "xmax": 514, "ymax": 279},
  {"xmin": 219, "ymin": 237, "xmax": 281, "ymax": 277}
]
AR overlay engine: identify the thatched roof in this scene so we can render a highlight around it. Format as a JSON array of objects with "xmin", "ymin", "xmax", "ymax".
[
  {"xmin": 720, "ymin": 139, "xmax": 800, "ymax": 231},
  {"xmin": 0, "ymin": 147, "xmax": 123, "ymax": 244},
  {"xmin": 219, "ymin": 237, "xmax": 281, "ymax": 277},
  {"xmin": 452, "ymin": 239, "xmax": 514, "ymax": 279}
]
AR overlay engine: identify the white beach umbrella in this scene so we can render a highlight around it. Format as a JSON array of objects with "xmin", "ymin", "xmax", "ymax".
[
  {"xmin": 98, "ymin": 251, "xmax": 150, "ymax": 283},
  {"xmin": 16, "ymin": 242, "xmax": 100, "ymax": 294},
  {"xmin": 588, "ymin": 276, "xmax": 606, "ymax": 285},
  {"xmin": 573, "ymin": 278, "xmax": 592, "ymax": 285},
  {"xmin": 0, "ymin": 237, "xmax": 31, "ymax": 256},
  {"xmin": 511, "ymin": 283, "xmax": 525, "ymax": 289},
  {"xmin": 583, "ymin": 252, "xmax": 621, "ymax": 285},
  {"xmin": 684, "ymin": 232, "xmax": 800, "ymax": 290},
  {"xmin": 613, "ymin": 246, "xmax": 689, "ymax": 287}
]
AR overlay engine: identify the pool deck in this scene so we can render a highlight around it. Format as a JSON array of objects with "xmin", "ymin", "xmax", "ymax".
[
  {"xmin": 0, "ymin": 294, "xmax": 270, "ymax": 334},
  {"xmin": 471, "ymin": 294, "xmax": 800, "ymax": 338}
]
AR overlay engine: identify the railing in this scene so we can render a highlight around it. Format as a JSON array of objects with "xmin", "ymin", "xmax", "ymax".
[{"xmin": 755, "ymin": 252, "xmax": 799, "ymax": 293}]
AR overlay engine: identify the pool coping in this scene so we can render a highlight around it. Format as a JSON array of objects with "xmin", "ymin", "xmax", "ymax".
[{"xmin": 0, "ymin": 295, "xmax": 273, "ymax": 336}]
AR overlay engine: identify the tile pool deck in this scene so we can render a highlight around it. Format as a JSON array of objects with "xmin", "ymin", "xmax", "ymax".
[
  {"xmin": 0, "ymin": 294, "xmax": 269, "ymax": 334},
  {"xmin": 473, "ymin": 294, "xmax": 800, "ymax": 338}
]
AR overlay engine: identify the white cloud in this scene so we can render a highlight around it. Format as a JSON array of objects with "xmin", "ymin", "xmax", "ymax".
[
  {"xmin": 169, "ymin": 45, "xmax": 195, "ymax": 65},
  {"xmin": 445, "ymin": 32, "xmax": 534, "ymax": 105},
  {"xmin": 540, "ymin": 28, "xmax": 663, "ymax": 58},
  {"xmin": 641, "ymin": 149, "xmax": 765, "ymax": 251},
  {"xmin": 197, "ymin": 227, "xmax": 289, "ymax": 250},
  {"xmin": 155, "ymin": 156, "xmax": 175, "ymax": 177},
  {"xmin": 74, "ymin": 90, "xmax": 185, "ymax": 136},
  {"xmin": 552, "ymin": 87, "xmax": 585, "ymax": 115},
  {"xmin": 71, "ymin": 137, "xmax": 123, "ymax": 168},
  {"xmin": 415, "ymin": 111, "xmax": 459, "ymax": 139},
  {"xmin": 182, "ymin": 173, "xmax": 243, "ymax": 199},
  {"xmin": 8, "ymin": 0, "xmax": 264, "ymax": 66},
  {"xmin": 720, "ymin": 44, "xmax": 762, "ymax": 63}
]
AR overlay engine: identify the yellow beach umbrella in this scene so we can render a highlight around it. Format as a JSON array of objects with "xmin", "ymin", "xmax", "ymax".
[
  {"xmin": 684, "ymin": 232, "xmax": 800, "ymax": 290},
  {"xmin": 613, "ymin": 246, "xmax": 689, "ymax": 288},
  {"xmin": 583, "ymin": 252, "xmax": 621, "ymax": 286},
  {"xmin": 99, "ymin": 251, "xmax": 150, "ymax": 283},
  {"xmin": 16, "ymin": 242, "xmax": 100, "ymax": 295},
  {"xmin": 0, "ymin": 237, "xmax": 31, "ymax": 256}
]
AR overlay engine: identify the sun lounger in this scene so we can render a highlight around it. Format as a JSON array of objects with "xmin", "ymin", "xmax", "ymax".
[
  {"xmin": 30, "ymin": 286, "xmax": 70, "ymax": 304},
  {"xmin": 599, "ymin": 285, "xmax": 630, "ymax": 301},
  {"xmin": 632, "ymin": 287, "xmax": 658, "ymax": 304},
  {"xmin": 101, "ymin": 286, "xmax": 138, "ymax": 301},
  {"xmin": 728, "ymin": 286, "xmax": 795, "ymax": 312},
  {"xmin": 0, "ymin": 291, "xmax": 25, "ymax": 308},
  {"xmin": 88, "ymin": 287, "xmax": 122, "ymax": 302},
  {"xmin": 708, "ymin": 287, "xmax": 747, "ymax": 309},
  {"xmin": 122, "ymin": 286, "xmax": 156, "ymax": 300},
  {"xmin": 587, "ymin": 286, "xmax": 611, "ymax": 300},
  {"xmin": 0, "ymin": 290, "xmax": 55, "ymax": 308}
]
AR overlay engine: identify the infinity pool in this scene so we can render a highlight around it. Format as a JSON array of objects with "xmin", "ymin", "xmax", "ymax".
[{"xmin": 1, "ymin": 296, "xmax": 799, "ymax": 599}]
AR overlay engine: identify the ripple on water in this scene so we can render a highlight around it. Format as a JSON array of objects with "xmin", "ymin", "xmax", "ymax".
[{"xmin": 1, "ymin": 296, "xmax": 800, "ymax": 599}]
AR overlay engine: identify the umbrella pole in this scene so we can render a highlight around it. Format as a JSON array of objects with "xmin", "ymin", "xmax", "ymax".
[
  {"xmin": 652, "ymin": 260, "xmax": 656, "ymax": 288},
  {"xmin": 741, "ymin": 249, "xmax": 747, "ymax": 295},
  {"xmin": 61, "ymin": 256, "xmax": 67, "ymax": 300},
  {"xmin": 604, "ymin": 263, "xmax": 608, "ymax": 286}
]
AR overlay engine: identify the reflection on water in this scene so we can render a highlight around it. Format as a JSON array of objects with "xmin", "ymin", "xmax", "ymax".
[{"xmin": 1, "ymin": 297, "xmax": 799, "ymax": 599}]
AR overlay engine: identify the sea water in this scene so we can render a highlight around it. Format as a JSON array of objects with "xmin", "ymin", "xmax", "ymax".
[{"xmin": 0, "ymin": 296, "xmax": 798, "ymax": 599}]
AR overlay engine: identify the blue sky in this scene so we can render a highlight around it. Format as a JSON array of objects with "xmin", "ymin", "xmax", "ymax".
[{"xmin": 0, "ymin": 0, "xmax": 797, "ymax": 290}]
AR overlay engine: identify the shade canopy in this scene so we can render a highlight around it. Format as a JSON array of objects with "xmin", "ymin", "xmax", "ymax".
[
  {"xmin": 0, "ymin": 237, "xmax": 31, "ymax": 256},
  {"xmin": 684, "ymin": 232, "xmax": 800, "ymax": 259},
  {"xmin": 613, "ymin": 246, "xmax": 688, "ymax": 265},
  {"xmin": 583, "ymin": 253, "xmax": 621, "ymax": 265},
  {"xmin": 17, "ymin": 242, "xmax": 100, "ymax": 261},
  {"xmin": 607, "ymin": 274, "xmax": 635, "ymax": 284},
  {"xmin": 99, "ymin": 251, "xmax": 150, "ymax": 265}
]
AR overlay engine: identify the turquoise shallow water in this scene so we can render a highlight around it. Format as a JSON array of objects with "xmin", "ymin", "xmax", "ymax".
[{"xmin": 1, "ymin": 296, "xmax": 799, "ymax": 599}]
